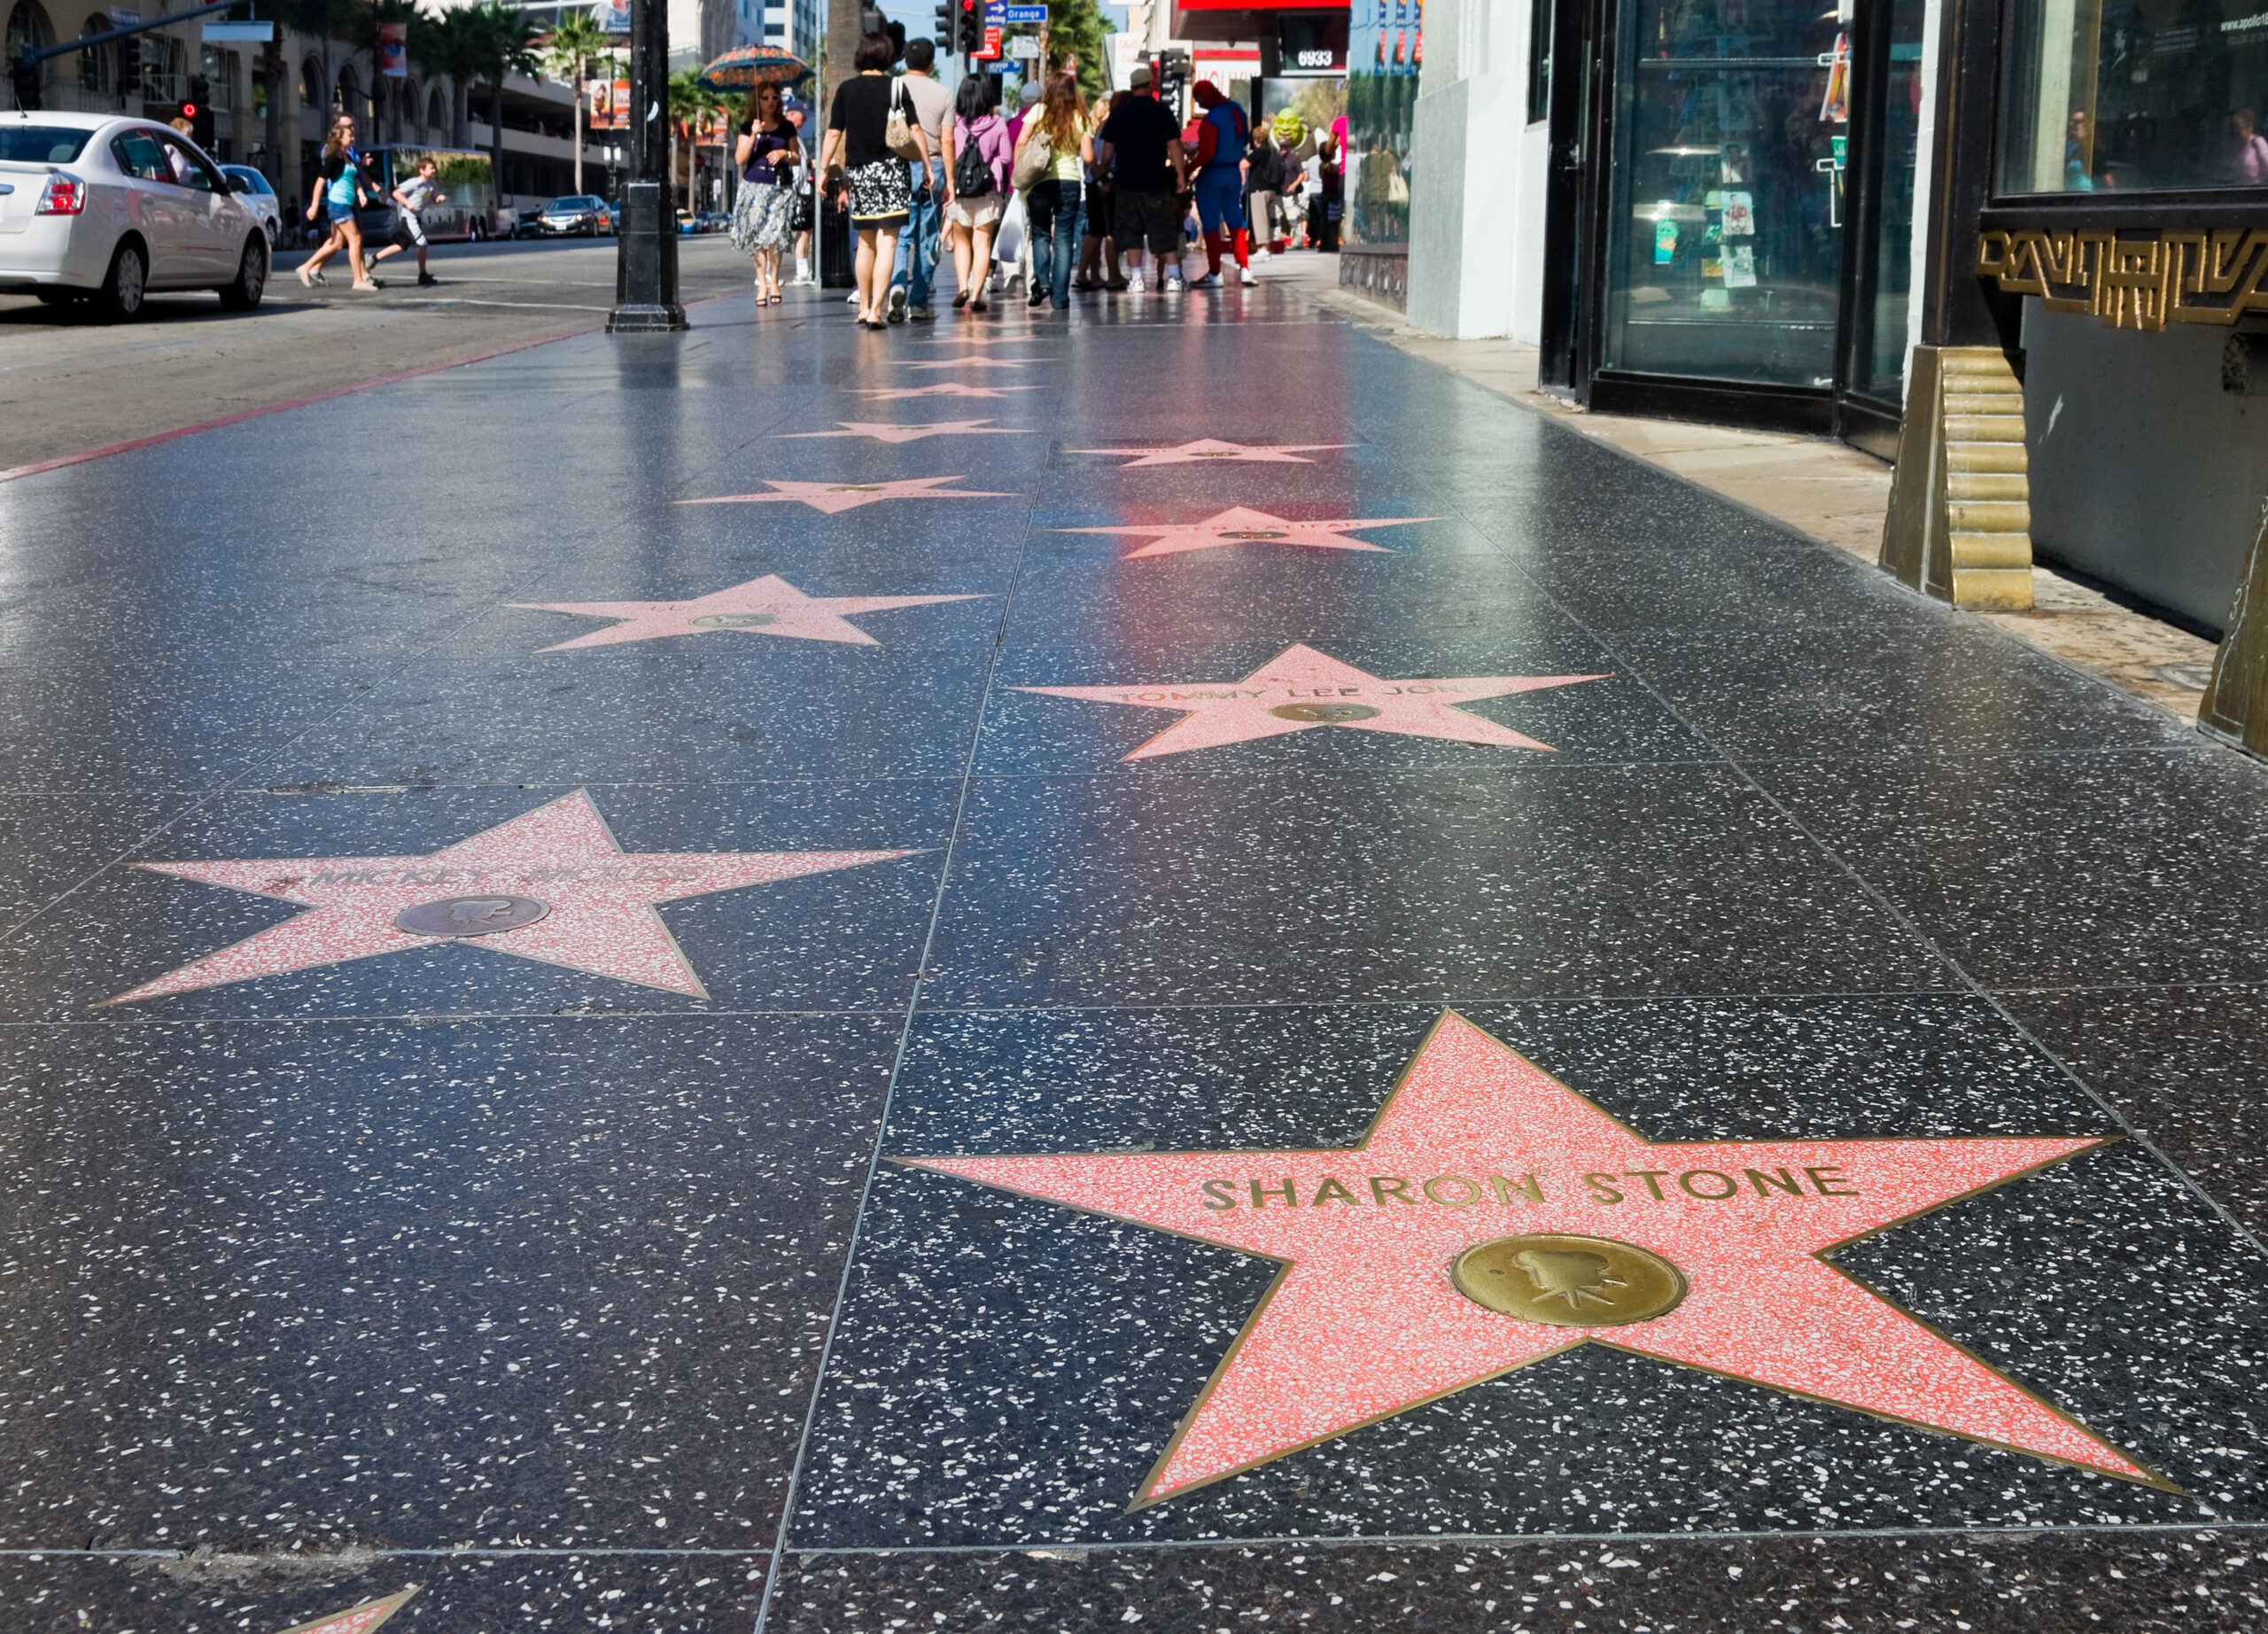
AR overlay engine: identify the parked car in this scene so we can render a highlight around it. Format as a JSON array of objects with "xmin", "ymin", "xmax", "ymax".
[
  {"xmin": 511, "ymin": 207, "xmax": 546, "ymax": 238},
  {"xmin": 538, "ymin": 194, "xmax": 614, "ymax": 236},
  {"xmin": 218, "ymin": 164, "xmax": 280, "ymax": 246},
  {"xmin": 0, "ymin": 110, "xmax": 269, "ymax": 319}
]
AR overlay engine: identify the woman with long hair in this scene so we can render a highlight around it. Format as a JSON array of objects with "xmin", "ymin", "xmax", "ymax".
[
  {"xmin": 1013, "ymin": 74, "xmax": 1089, "ymax": 311},
  {"xmin": 1076, "ymin": 90, "xmax": 1128, "ymax": 292},
  {"xmin": 732, "ymin": 81, "xmax": 802, "ymax": 305},
  {"xmin": 820, "ymin": 30, "xmax": 931, "ymax": 329},
  {"xmin": 298, "ymin": 114, "xmax": 378, "ymax": 292},
  {"xmin": 939, "ymin": 73, "xmax": 1011, "ymax": 311}
]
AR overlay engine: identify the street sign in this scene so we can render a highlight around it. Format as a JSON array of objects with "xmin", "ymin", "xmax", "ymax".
[
  {"xmin": 1003, "ymin": 5, "xmax": 1046, "ymax": 19},
  {"xmin": 200, "ymin": 19, "xmax": 271, "ymax": 36},
  {"xmin": 975, "ymin": 24, "xmax": 1003, "ymax": 58},
  {"xmin": 1008, "ymin": 34, "xmax": 1039, "ymax": 55},
  {"xmin": 983, "ymin": 2, "xmax": 1005, "ymax": 19}
]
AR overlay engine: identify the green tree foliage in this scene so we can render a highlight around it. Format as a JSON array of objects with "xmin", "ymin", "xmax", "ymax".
[
  {"xmin": 545, "ymin": 10, "xmax": 614, "ymax": 193},
  {"xmin": 410, "ymin": 4, "xmax": 491, "ymax": 148},
  {"xmin": 1045, "ymin": 0, "xmax": 1107, "ymax": 106},
  {"xmin": 471, "ymin": 0, "xmax": 543, "ymax": 201}
]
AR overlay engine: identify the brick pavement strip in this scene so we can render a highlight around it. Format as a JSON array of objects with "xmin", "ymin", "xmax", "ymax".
[{"xmin": 0, "ymin": 236, "xmax": 754, "ymax": 475}]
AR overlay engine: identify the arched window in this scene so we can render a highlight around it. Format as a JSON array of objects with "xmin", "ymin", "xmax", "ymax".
[
  {"xmin": 401, "ymin": 77, "xmax": 419, "ymax": 128},
  {"xmin": 77, "ymin": 12, "xmax": 109, "ymax": 93},
  {"xmin": 427, "ymin": 84, "xmax": 446, "ymax": 129},
  {"xmin": 334, "ymin": 64, "xmax": 357, "ymax": 114},
  {"xmin": 301, "ymin": 55, "xmax": 323, "ymax": 111},
  {"xmin": 4, "ymin": 2, "xmax": 52, "ymax": 104}
]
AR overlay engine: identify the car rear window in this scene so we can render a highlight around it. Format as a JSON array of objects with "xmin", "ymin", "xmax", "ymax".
[{"xmin": 0, "ymin": 127, "xmax": 95, "ymax": 164}]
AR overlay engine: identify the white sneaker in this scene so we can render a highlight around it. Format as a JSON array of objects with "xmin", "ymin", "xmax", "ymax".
[
  {"xmin": 1126, "ymin": 270, "xmax": 1146, "ymax": 293},
  {"xmin": 1164, "ymin": 275, "xmax": 1184, "ymax": 295},
  {"xmin": 1239, "ymin": 266, "xmax": 1260, "ymax": 286}
]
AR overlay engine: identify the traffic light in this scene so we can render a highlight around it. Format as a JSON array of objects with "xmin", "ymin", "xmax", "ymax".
[
  {"xmin": 955, "ymin": 0, "xmax": 980, "ymax": 53},
  {"xmin": 185, "ymin": 74, "xmax": 214, "ymax": 149},
  {"xmin": 934, "ymin": 1, "xmax": 951, "ymax": 51},
  {"xmin": 9, "ymin": 56, "xmax": 40, "ymax": 111}
]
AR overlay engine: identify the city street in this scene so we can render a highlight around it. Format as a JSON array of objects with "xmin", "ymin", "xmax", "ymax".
[
  {"xmin": 0, "ymin": 275, "xmax": 2262, "ymax": 1634},
  {"xmin": 0, "ymin": 236, "xmax": 754, "ymax": 476}
]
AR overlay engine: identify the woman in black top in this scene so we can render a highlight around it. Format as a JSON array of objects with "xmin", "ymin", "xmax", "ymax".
[{"xmin": 820, "ymin": 30, "xmax": 933, "ymax": 329}]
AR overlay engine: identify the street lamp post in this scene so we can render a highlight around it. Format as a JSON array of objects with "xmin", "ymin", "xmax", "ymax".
[{"xmin": 608, "ymin": 0, "xmax": 686, "ymax": 331}]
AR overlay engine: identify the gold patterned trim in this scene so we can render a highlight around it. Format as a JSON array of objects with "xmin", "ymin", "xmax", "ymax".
[{"xmin": 1976, "ymin": 227, "xmax": 2268, "ymax": 331}]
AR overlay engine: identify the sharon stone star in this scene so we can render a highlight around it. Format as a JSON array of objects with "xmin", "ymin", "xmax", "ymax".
[{"xmin": 904, "ymin": 1011, "xmax": 2157, "ymax": 1506}]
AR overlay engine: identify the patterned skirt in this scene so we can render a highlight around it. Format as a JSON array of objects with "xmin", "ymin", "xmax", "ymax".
[
  {"xmin": 730, "ymin": 181, "xmax": 796, "ymax": 253},
  {"xmin": 846, "ymin": 158, "xmax": 911, "ymax": 227}
]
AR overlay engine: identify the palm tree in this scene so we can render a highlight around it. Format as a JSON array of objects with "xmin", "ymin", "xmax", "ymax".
[
  {"xmin": 412, "ymin": 4, "xmax": 487, "ymax": 150},
  {"xmin": 471, "ymin": 0, "xmax": 542, "ymax": 208},
  {"xmin": 544, "ymin": 10, "xmax": 610, "ymax": 196},
  {"xmin": 665, "ymin": 67, "xmax": 723, "ymax": 210}
]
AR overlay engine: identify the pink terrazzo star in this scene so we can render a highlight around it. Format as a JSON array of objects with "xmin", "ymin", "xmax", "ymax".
[
  {"xmin": 904, "ymin": 1010, "xmax": 2157, "ymax": 1507},
  {"xmin": 677, "ymin": 476, "xmax": 1013, "ymax": 514},
  {"xmin": 1067, "ymin": 437, "xmax": 1354, "ymax": 467},
  {"xmin": 104, "ymin": 790, "xmax": 913, "ymax": 1005},
  {"xmin": 510, "ymin": 573, "xmax": 986, "ymax": 650},
  {"xmin": 1056, "ymin": 505, "xmax": 1441, "ymax": 560},
  {"xmin": 275, "ymin": 1587, "xmax": 419, "ymax": 1634},
  {"xmin": 778, "ymin": 420, "xmax": 1033, "ymax": 444},
  {"xmin": 848, "ymin": 384, "xmax": 1044, "ymax": 401},
  {"xmin": 1017, "ymin": 642, "xmax": 1607, "ymax": 759}
]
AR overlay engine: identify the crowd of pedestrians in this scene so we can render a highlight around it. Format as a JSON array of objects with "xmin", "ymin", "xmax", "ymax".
[{"xmin": 730, "ymin": 30, "xmax": 1345, "ymax": 323}]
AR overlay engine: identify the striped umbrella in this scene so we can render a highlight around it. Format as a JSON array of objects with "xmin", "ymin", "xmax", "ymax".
[{"xmin": 697, "ymin": 43, "xmax": 814, "ymax": 91}]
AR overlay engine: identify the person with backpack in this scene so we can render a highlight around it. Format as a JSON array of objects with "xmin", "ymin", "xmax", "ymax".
[{"xmin": 940, "ymin": 74, "xmax": 1013, "ymax": 311}]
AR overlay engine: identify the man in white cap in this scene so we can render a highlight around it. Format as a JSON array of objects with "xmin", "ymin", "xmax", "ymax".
[{"xmin": 1093, "ymin": 63, "xmax": 1189, "ymax": 295}]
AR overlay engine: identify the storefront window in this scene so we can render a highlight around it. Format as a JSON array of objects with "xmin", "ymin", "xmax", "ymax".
[
  {"xmin": 1604, "ymin": 0, "xmax": 1851, "ymax": 386},
  {"xmin": 2000, "ymin": 0, "xmax": 2268, "ymax": 193},
  {"xmin": 1850, "ymin": 0, "xmax": 1923, "ymax": 403},
  {"xmin": 1346, "ymin": 0, "xmax": 1419, "ymax": 243}
]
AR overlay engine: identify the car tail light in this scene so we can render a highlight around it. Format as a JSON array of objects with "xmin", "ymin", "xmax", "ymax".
[{"xmin": 35, "ymin": 173, "xmax": 87, "ymax": 215}]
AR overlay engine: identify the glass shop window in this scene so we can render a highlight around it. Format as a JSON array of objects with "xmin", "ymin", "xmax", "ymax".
[
  {"xmin": 2001, "ymin": 0, "xmax": 2268, "ymax": 193},
  {"xmin": 1603, "ymin": 0, "xmax": 1854, "ymax": 387}
]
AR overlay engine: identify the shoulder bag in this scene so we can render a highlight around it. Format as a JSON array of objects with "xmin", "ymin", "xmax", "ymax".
[
  {"xmin": 1011, "ymin": 125, "xmax": 1053, "ymax": 191},
  {"xmin": 886, "ymin": 81, "xmax": 923, "ymax": 162}
]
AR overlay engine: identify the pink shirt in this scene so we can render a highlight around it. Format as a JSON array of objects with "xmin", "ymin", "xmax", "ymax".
[{"xmin": 954, "ymin": 113, "xmax": 1014, "ymax": 191}]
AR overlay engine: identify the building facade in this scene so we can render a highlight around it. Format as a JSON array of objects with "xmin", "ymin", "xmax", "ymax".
[
  {"xmin": 1400, "ymin": 0, "xmax": 2268, "ymax": 738},
  {"xmin": 4, "ymin": 0, "xmax": 620, "ymax": 216}
]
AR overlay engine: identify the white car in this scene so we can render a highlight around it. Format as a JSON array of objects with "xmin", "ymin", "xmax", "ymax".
[
  {"xmin": 0, "ymin": 109, "xmax": 269, "ymax": 320},
  {"xmin": 220, "ymin": 164, "xmax": 282, "ymax": 247}
]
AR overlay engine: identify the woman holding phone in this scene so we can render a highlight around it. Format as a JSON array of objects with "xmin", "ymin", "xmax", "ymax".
[{"xmin": 732, "ymin": 81, "xmax": 803, "ymax": 305}]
